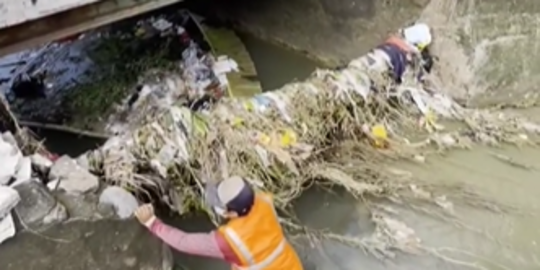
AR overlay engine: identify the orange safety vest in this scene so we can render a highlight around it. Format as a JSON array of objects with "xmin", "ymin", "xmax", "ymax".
[
  {"xmin": 218, "ymin": 192, "xmax": 303, "ymax": 270},
  {"xmin": 385, "ymin": 35, "xmax": 416, "ymax": 54}
]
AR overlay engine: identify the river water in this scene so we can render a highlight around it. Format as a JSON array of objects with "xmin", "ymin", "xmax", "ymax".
[
  {"xmin": 7, "ymin": 6, "xmax": 540, "ymax": 270},
  {"xmin": 162, "ymin": 35, "xmax": 540, "ymax": 269},
  {"xmin": 164, "ymin": 35, "xmax": 540, "ymax": 270}
]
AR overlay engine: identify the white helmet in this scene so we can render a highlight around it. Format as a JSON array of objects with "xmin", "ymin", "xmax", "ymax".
[{"xmin": 402, "ymin": 23, "xmax": 432, "ymax": 50}]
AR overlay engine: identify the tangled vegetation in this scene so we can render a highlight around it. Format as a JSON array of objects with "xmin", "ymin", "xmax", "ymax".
[{"xmin": 74, "ymin": 43, "xmax": 540, "ymax": 269}]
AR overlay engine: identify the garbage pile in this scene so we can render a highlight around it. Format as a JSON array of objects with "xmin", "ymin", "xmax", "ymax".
[
  {"xmin": 104, "ymin": 35, "xmax": 237, "ymax": 135},
  {"xmin": 0, "ymin": 10, "xmax": 241, "ymax": 133},
  {"xmin": 0, "ymin": 129, "xmax": 141, "ymax": 245},
  {"xmin": 0, "ymin": 131, "xmax": 53, "ymax": 244},
  {"xmin": 0, "ymin": 34, "xmax": 97, "ymax": 122},
  {"xmin": 6, "ymin": 20, "xmax": 540, "ymax": 262},
  {"xmin": 104, "ymin": 13, "xmax": 244, "ymax": 135},
  {"xmin": 88, "ymin": 22, "xmax": 540, "ymax": 219}
]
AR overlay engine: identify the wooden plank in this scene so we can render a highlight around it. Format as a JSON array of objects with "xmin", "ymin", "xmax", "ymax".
[
  {"xmin": 0, "ymin": 0, "xmax": 184, "ymax": 57},
  {"xmin": 0, "ymin": 0, "xmax": 101, "ymax": 28},
  {"xmin": 189, "ymin": 13, "xmax": 263, "ymax": 97}
]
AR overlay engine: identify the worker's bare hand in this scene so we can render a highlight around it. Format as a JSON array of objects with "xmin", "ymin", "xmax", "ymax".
[{"xmin": 134, "ymin": 204, "xmax": 155, "ymax": 226}]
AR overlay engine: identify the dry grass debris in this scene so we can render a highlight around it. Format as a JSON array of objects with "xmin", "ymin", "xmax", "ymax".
[{"xmin": 17, "ymin": 46, "xmax": 540, "ymax": 268}]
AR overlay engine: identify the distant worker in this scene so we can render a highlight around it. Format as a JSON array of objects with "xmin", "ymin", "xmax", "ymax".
[
  {"xmin": 400, "ymin": 23, "xmax": 436, "ymax": 77},
  {"xmin": 134, "ymin": 176, "xmax": 304, "ymax": 270},
  {"xmin": 377, "ymin": 22, "xmax": 434, "ymax": 83}
]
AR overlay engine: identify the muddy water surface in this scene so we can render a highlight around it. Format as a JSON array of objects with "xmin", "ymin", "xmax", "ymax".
[
  {"xmin": 298, "ymin": 146, "xmax": 540, "ymax": 270},
  {"xmin": 166, "ymin": 32, "xmax": 540, "ymax": 270},
  {"xmin": 172, "ymin": 144, "xmax": 540, "ymax": 270}
]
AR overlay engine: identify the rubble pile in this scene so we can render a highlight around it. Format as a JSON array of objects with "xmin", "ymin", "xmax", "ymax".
[
  {"xmin": 0, "ymin": 11, "xmax": 242, "ymax": 134},
  {"xmin": 0, "ymin": 131, "xmax": 140, "ymax": 245},
  {"xmin": 74, "ymin": 22, "xmax": 540, "ymax": 263},
  {"xmin": 104, "ymin": 13, "xmax": 241, "ymax": 135}
]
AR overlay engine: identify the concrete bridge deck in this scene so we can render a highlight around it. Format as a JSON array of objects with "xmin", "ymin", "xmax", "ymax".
[{"xmin": 0, "ymin": 0, "xmax": 183, "ymax": 56}]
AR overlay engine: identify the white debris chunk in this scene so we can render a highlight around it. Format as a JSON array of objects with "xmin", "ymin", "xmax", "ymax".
[
  {"xmin": 11, "ymin": 157, "xmax": 32, "ymax": 187},
  {"xmin": 1, "ymin": 132, "xmax": 17, "ymax": 147},
  {"xmin": 30, "ymin": 153, "xmax": 53, "ymax": 172},
  {"xmin": 0, "ymin": 186, "xmax": 20, "ymax": 217},
  {"xmin": 0, "ymin": 214, "xmax": 16, "ymax": 244},
  {"xmin": 99, "ymin": 186, "xmax": 139, "ymax": 219},
  {"xmin": 0, "ymin": 139, "xmax": 22, "ymax": 185},
  {"xmin": 49, "ymin": 155, "xmax": 99, "ymax": 194}
]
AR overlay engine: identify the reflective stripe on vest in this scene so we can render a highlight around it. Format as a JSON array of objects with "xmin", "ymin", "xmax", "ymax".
[{"xmin": 225, "ymin": 195, "xmax": 286, "ymax": 270}]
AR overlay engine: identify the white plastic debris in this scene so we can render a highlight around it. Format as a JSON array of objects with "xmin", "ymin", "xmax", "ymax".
[
  {"xmin": 263, "ymin": 92, "xmax": 292, "ymax": 123},
  {"xmin": 48, "ymin": 156, "xmax": 99, "ymax": 194},
  {"xmin": 151, "ymin": 18, "xmax": 174, "ymax": 32},
  {"xmin": 99, "ymin": 186, "xmax": 139, "ymax": 219},
  {"xmin": 0, "ymin": 139, "xmax": 22, "ymax": 185},
  {"xmin": 0, "ymin": 186, "xmax": 20, "ymax": 217},
  {"xmin": 212, "ymin": 56, "xmax": 239, "ymax": 74},
  {"xmin": 1, "ymin": 132, "xmax": 17, "ymax": 147},
  {"xmin": 0, "ymin": 214, "xmax": 16, "ymax": 244},
  {"xmin": 11, "ymin": 157, "xmax": 32, "ymax": 187},
  {"xmin": 30, "ymin": 153, "xmax": 53, "ymax": 171}
]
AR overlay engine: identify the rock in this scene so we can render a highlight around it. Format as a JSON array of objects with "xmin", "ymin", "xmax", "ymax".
[
  {"xmin": 1, "ymin": 132, "xmax": 18, "ymax": 147},
  {"xmin": 11, "ymin": 157, "xmax": 32, "ymax": 187},
  {"xmin": 48, "ymin": 155, "xmax": 99, "ymax": 194},
  {"xmin": 30, "ymin": 153, "xmax": 53, "ymax": 173},
  {"xmin": 0, "ymin": 139, "xmax": 22, "ymax": 185},
  {"xmin": 13, "ymin": 181, "xmax": 67, "ymax": 231},
  {"xmin": 55, "ymin": 192, "xmax": 116, "ymax": 221},
  {"xmin": 413, "ymin": 155, "xmax": 426, "ymax": 163},
  {"xmin": 0, "ymin": 214, "xmax": 16, "ymax": 244},
  {"xmin": 99, "ymin": 186, "xmax": 139, "ymax": 219},
  {"xmin": 0, "ymin": 219, "xmax": 174, "ymax": 270},
  {"xmin": 0, "ymin": 186, "xmax": 20, "ymax": 217},
  {"xmin": 439, "ymin": 134, "xmax": 457, "ymax": 147},
  {"xmin": 75, "ymin": 153, "xmax": 90, "ymax": 170}
]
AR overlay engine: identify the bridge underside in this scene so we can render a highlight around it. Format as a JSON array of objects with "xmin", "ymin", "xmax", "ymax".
[{"xmin": 0, "ymin": 0, "xmax": 183, "ymax": 57}]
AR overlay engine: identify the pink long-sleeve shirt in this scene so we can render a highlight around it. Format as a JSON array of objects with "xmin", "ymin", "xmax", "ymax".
[{"xmin": 147, "ymin": 218, "xmax": 241, "ymax": 265}]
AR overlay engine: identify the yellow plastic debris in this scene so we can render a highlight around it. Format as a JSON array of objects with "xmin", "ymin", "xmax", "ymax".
[
  {"xmin": 425, "ymin": 109, "xmax": 437, "ymax": 127},
  {"xmin": 257, "ymin": 133, "xmax": 271, "ymax": 146},
  {"xmin": 279, "ymin": 129, "xmax": 297, "ymax": 147},
  {"xmin": 371, "ymin": 124, "xmax": 388, "ymax": 148},
  {"xmin": 421, "ymin": 108, "xmax": 440, "ymax": 133},
  {"xmin": 192, "ymin": 114, "xmax": 208, "ymax": 135},
  {"xmin": 243, "ymin": 101, "xmax": 255, "ymax": 112},
  {"xmin": 232, "ymin": 117, "xmax": 244, "ymax": 127}
]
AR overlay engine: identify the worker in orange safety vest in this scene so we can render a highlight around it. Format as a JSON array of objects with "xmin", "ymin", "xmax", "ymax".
[
  {"xmin": 377, "ymin": 23, "xmax": 433, "ymax": 84},
  {"xmin": 211, "ymin": 176, "xmax": 303, "ymax": 270},
  {"xmin": 135, "ymin": 176, "xmax": 304, "ymax": 270}
]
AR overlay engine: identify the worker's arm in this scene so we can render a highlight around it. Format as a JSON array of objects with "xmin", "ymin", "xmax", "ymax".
[{"xmin": 145, "ymin": 216, "xmax": 241, "ymax": 264}]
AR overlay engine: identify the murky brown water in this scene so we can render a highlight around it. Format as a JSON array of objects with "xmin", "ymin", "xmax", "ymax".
[
  {"xmin": 166, "ymin": 31, "xmax": 540, "ymax": 270},
  {"xmin": 170, "ymin": 2, "xmax": 540, "ymax": 268},
  {"xmin": 171, "ymin": 145, "xmax": 540, "ymax": 270}
]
